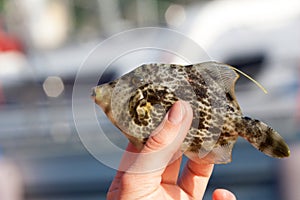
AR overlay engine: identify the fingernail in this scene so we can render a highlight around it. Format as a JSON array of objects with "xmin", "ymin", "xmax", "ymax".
[
  {"xmin": 224, "ymin": 191, "xmax": 236, "ymax": 200},
  {"xmin": 168, "ymin": 101, "xmax": 185, "ymax": 124}
]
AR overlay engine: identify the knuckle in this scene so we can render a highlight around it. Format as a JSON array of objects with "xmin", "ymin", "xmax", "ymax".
[{"xmin": 144, "ymin": 130, "xmax": 169, "ymax": 152}]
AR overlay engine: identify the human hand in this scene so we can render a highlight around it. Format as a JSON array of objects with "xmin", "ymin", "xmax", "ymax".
[{"xmin": 107, "ymin": 101, "xmax": 236, "ymax": 200}]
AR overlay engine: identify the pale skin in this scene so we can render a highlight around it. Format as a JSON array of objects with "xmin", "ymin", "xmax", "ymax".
[{"xmin": 107, "ymin": 101, "xmax": 236, "ymax": 200}]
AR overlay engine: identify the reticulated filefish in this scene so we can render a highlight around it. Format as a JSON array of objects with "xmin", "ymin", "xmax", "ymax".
[{"xmin": 92, "ymin": 61, "xmax": 290, "ymax": 164}]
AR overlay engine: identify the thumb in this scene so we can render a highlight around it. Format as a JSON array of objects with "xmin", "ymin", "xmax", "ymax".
[{"xmin": 127, "ymin": 100, "xmax": 193, "ymax": 173}]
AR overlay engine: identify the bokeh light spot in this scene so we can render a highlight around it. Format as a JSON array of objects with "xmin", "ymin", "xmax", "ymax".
[
  {"xmin": 43, "ymin": 76, "xmax": 64, "ymax": 97},
  {"xmin": 165, "ymin": 4, "xmax": 186, "ymax": 27}
]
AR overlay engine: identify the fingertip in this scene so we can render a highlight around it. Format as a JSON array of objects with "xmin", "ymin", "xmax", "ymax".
[
  {"xmin": 168, "ymin": 100, "xmax": 192, "ymax": 122},
  {"xmin": 212, "ymin": 189, "xmax": 236, "ymax": 200},
  {"xmin": 180, "ymin": 100, "xmax": 193, "ymax": 118},
  {"xmin": 168, "ymin": 101, "xmax": 185, "ymax": 124}
]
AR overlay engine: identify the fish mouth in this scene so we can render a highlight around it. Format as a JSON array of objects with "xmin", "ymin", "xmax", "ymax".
[
  {"xmin": 90, "ymin": 87, "xmax": 97, "ymax": 100},
  {"xmin": 90, "ymin": 84, "xmax": 113, "ymax": 108}
]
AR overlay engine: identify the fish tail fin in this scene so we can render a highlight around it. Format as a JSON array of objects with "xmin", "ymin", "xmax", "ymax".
[{"xmin": 237, "ymin": 116, "xmax": 290, "ymax": 158}]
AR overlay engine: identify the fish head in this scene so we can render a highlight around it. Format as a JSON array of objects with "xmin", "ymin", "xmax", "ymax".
[{"xmin": 91, "ymin": 81, "xmax": 117, "ymax": 118}]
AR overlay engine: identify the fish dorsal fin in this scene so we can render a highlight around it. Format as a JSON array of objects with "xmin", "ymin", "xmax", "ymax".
[
  {"xmin": 198, "ymin": 62, "xmax": 239, "ymax": 98},
  {"xmin": 228, "ymin": 66, "xmax": 268, "ymax": 94},
  {"xmin": 197, "ymin": 61, "xmax": 268, "ymax": 99}
]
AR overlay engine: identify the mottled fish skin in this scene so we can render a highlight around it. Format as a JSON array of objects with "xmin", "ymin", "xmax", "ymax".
[{"xmin": 92, "ymin": 61, "xmax": 290, "ymax": 164}]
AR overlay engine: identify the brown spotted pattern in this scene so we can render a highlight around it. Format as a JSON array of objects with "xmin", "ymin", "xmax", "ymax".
[{"xmin": 92, "ymin": 61, "xmax": 290, "ymax": 164}]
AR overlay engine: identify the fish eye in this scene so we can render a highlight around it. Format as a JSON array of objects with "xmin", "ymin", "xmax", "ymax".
[{"xmin": 131, "ymin": 76, "xmax": 144, "ymax": 85}]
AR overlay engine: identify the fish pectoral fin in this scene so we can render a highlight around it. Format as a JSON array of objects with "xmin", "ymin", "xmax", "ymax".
[{"xmin": 237, "ymin": 116, "xmax": 290, "ymax": 158}]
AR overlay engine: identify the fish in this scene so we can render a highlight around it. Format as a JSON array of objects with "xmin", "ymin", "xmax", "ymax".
[{"xmin": 91, "ymin": 61, "xmax": 290, "ymax": 164}]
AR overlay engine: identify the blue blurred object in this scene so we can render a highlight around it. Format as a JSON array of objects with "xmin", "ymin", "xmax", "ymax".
[{"xmin": 0, "ymin": 146, "xmax": 3, "ymax": 158}]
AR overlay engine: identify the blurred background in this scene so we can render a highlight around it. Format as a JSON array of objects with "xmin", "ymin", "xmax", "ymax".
[{"xmin": 0, "ymin": 0, "xmax": 299, "ymax": 199}]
